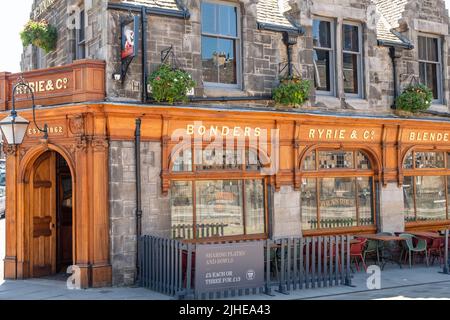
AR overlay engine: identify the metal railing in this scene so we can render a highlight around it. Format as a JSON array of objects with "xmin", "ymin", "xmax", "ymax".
[
  {"xmin": 443, "ymin": 229, "xmax": 449, "ymax": 274},
  {"xmin": 138, "ymin": 234, "xmax": 352, "ymax": 299},
  {"xmin": 308, "ymin": 218, "xmax": 373, "ymax": 229},
  {"xmin": 171, "ymin": 223, "xmax": 228, "ymax": 240}
]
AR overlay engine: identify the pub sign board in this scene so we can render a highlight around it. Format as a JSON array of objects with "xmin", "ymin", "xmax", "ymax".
[
  {"xmin": 195, "ymin": 242, "xmax": 264, "ymax": 293},
  {"xmin": 121, "ymin": 16, "xmax": 139, "ymax": 60}
]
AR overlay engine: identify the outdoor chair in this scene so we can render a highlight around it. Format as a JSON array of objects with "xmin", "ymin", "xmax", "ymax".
[
  {"xmin": 427, "ymin": 237, "xmax": 443, "ymax": 266},
  {"xmin": 362, "ymin": 239, "xmax": 380, "ymax": 265},
  {"xmin": 350, "ymin": 239, "xmax": 367, "ymax": 272},
  {"xmin": 399, "ymin": 233, "xmax": 429, "ymax": 268}
]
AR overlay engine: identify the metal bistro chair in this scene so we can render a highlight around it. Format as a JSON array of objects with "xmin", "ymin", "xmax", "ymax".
[
  {"xmin": 350, "ymin": 238, "xmax": 368, "ymax": 272},
  {"xmin": 362, "ymin": 239, "xmax": 380, "ymax": 265},
  {"xmin": 399, "ymin": 233, "xmax": 429, "ymax": 268}
]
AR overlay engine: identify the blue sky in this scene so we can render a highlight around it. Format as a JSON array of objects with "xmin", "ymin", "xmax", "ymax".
[{"xmin": 0, "ymin": 0, "xmax": 450, "ymax": 73}]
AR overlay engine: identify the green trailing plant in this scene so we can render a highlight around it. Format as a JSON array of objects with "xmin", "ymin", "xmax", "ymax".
[
  {"xmin": 395, "ymin": 84, "xmax": 433, "ymax": 113},
  {"xmin": 148, "ymin": 64, "xmax": 196, "ymax": 104},
  {"xmin": 272, "ymin": 76, "xmax": 311, "ymax": 107},
  {"xmin": 20, "ymin": 20, "xmax": 57, "ymax": 53}
]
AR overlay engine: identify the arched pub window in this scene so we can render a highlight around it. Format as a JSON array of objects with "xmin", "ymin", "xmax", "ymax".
[
  {"xmin": 170, "ymin": 148, "xmax": 267, "ymax": 241},
  {"xmin": 402, "ymin": 150, "xmax": 450, "ymax": 223},
  {"xmin": 300, "ymin": 149, "xmax": 376, "ymax": 232}
]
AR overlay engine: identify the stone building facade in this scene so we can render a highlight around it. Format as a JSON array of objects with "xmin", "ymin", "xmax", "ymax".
[{"xmin": 16, "ymin": 0, "xmax": 450, "ymax": 286}]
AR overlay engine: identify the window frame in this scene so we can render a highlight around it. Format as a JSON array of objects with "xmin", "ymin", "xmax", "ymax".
[
  {"xmin": 75, "ymin": 8, "xmax": 86, "ymax": 60},
  {"xmin": 402, "ymin": 149, "xmax": 450, "ymax": 224},
  {"xmin": 200, "ymin": 0, "xmax": 242, "ymax": 89},
  {"xmin": 312, "ymin": 16, "xmax": 336, "ymax": 96},
  {"xmin": 342, "ymin": 21, "xmax": 363, "ymax": 98},
  {"xmin": 300, "ymin": 149, "xmax": 377, "ymax": 234},
  {"xmin": 418, "ymin": 33, "xmax": 443, "ymax": 103},
  {"xmin": 169, "ymin": 146, "xmax": 268, "ymax": 242}
]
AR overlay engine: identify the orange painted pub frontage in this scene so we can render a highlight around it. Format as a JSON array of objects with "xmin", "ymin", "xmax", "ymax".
[{"xmin": 2, "ymin": 60, "xmax": 450, "ymax": 287}]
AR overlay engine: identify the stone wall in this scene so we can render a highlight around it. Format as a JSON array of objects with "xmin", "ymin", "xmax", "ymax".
[
  {"xmin": 272, "ymin": 185, "xmax": 302, "ymax": 238},
  {"xmin": 109, "ymin": 140, "xmax": 170, "ymax": 286},
  {"xmin": 397, "ymin": 0, "xmax": 450, "ymax": 112},
  {"xmin": 21, "ymin": 0, "xmax": 107, "ymax": 71},
  {"xmin": 379, "ymin": 182, "xmax": 405, "ymax": 233},
  {"xmin": 20, "ymin": 0, "xmax": 450, "ymax": 113},
  {"xmin": 105, "ymin": 0, "xmax": 293, "ymax": 101}
]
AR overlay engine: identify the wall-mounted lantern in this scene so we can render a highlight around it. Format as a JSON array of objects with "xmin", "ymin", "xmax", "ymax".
[{"xmin": 0, "ymin": 79, "xmax": 48, "ymax": 145}]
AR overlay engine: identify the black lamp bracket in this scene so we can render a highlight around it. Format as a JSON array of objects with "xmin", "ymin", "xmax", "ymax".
[{"xmin": 12, "ymin": 78, "xmax": 48, "ymax": 140}]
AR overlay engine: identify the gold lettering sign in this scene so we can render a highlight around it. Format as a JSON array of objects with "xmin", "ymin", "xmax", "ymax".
[
  {"xmin": 320, "ymin": 198, "xmax": 355, "ymax": 207},
  {"xmin": 406, "ymin": 130, "xmax": 450, "ymax": 142},
  {"xmin": 186, "ymin": 124, "xmax": 262, "ymax": 137},
  {"xmin": 15, "ymin": 78, "xmax": 69, "ymax": 95},
  {"xmin": 28, "ymin": 126, "xmax": 64, "ymax": 136},
  {"xmin": 306, "ymin": 128, "xmax": 377, "ymax": 141}
]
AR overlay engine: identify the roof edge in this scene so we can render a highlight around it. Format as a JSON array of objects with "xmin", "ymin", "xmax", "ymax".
[{"xmin": 257, "ymin": 22, "xmax": 305, "ymax": 35}]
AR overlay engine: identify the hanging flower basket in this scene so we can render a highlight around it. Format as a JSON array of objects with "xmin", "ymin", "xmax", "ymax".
[
  {"xmin": 148, "ymin": 64, "xmax": 196, "ymax": 104},
  {"xmin": 20, "ymin": 20, "xmax": 58, "ymax": 53},
  {"xmin": 272, "ymin": 76, "xmax": 311, "ymax": 108},
  {"xmin": 395, "ymin": 83, "xmax": 433, "ymax": 115}
]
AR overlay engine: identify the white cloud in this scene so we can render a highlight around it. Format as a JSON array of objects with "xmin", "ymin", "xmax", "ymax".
[{"xmin": 0, "ymin": 0, "xmax": 34, "ymax": 73}]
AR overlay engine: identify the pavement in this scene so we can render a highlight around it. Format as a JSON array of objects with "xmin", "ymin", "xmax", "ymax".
[{"xmin": 1, "ymin": 218, "xmax": 450, "ymax": 300}]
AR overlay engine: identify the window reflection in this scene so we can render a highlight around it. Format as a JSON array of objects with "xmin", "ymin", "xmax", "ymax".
[
  {"xmin": 320, "ymin": 177, "xmax": 357, "ymax": 228},
  {"xmin": 415, "ymin": 152, "xmax": 444, "ymax": 168},
  {"xmin": 245, "ymin": 180, "xmax": 265, "ymax": 234},
  {"xmin": 318, "ymin": 151, "xmax": 354, "ymax": 169},
  {"xmin": 301, "ymin": 178, "xmax": 317, "ymax": 230},
  {"xmin": 415, "ymin": 176, "xmax": 446, "ymax": 221},
  {"xmin": 403, "ymin": 176, "xmax": 415, "ymax": 223},
  {"xmin": 302, "ymin": 151, "xmax": 316, "ymax": 171},
  {"xmin": 357, "ymin": 177, "xmax": 374, "ymax": 225},
  {"xmin": 170, "ymin": 179, "xmax": 266, "ymax": 240},
  {"xmin": 171, "ymin": 181, "xmax": 194, "ymax": 239},
  {"xmin": 196, "ymin": 180, "xmax": 244, "ymax": 238},
  {"xmin": 201, "ymin": 2, "xmax": 238, "ymax": 85}
]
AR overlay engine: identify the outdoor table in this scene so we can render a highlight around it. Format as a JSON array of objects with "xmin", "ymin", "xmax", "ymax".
[
  {"xmin": 406, "ymin": 231, "xmax": 443, "ymax": 239},
  {"xmin": 359, "ymin": 234, "xmax": 406, "ymax": 270}
]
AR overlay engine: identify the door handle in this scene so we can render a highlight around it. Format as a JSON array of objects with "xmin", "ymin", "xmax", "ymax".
[{"xmin": 49, "ymin": 222, "xmax": 55, "ymax": 230}]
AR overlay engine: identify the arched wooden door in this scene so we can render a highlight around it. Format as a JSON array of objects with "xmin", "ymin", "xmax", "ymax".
[{"xmin": 29, "ymin": 151, "xmax": 57, "ymax": 277}]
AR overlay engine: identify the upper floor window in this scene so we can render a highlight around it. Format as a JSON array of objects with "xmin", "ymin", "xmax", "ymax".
[
  {"xmin": 313, "ymin": 18, "xmax": 335, "ymax": 94},
  {"xmin": 418, "ymin": 35, "xmax": 442, "ymax": 102},
  {"xmin": 73, "ymin": 8, "xmax": 86, "ymax": 60},
  {"xmin": 201, "ymin": 1, "xmax": 240, "ymax": 87},
  {"xmin": 343, "ymin": 23, "xmax": 362, "ymax": 97}
]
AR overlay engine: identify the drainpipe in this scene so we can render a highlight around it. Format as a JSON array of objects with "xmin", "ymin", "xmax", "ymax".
[
  {"xmin": 141, "ymin": 6, "xmax": 148, "ymax": 103},
  {"xmin": 135, "ymin": 118, "xmax": 142, "ymax": 282},
  {"xmin": 282, "ymin": 32, "xmax": 297, "ymax": 77},
  {"xmin": 377, "ymin": 39, "xmax": 414, "ymax": 109},
  {"xmin": 389, "ymin": 47, "xmax": 398, "ymax": 109}
]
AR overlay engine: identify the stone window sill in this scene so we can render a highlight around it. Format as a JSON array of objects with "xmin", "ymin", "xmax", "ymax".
[
  {"xmin": 203, "ymin": 86, "xmax": 247, "ymax": 98},
  {"xmin": 344, "ymin": 97, "xmax": 370, "ymax": 110},
  {"xmin": 428, "ymin": 103, "xmax": 449, "ymax": 113}
]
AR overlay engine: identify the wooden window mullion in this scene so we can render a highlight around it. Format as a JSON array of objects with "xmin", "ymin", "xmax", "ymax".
[
  {"xmin": 355, "ymin": 178, "xmax": 360, "ymax": 226},
  {"xmin": 192, "ymin": 181, "xmax": 197, "ymax": 240},
  {"xmin": 242, "ymin": 179, "xmax": 247, "ymax": 235}
]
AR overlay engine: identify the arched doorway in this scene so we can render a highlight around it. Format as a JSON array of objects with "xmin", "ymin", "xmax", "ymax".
[{"xmin": 25, "ymin": 150, "xmax": 73, "ymax": 277}]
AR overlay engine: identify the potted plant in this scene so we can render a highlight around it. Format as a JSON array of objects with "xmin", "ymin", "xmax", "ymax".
[
  {"xmin": 20, "ymin": 20, "xmax": 58, "ymax": 53},
  {"xmin": 272, "ymin": 76, "xmax": 311, "ymax": 108},
  {"xmin": 395, "ymin": 83, "xmax": 433, "ymax": 116},
  {"xmin": 148, "ymin": 64, "xmax": 196, "ymax": 104}
]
